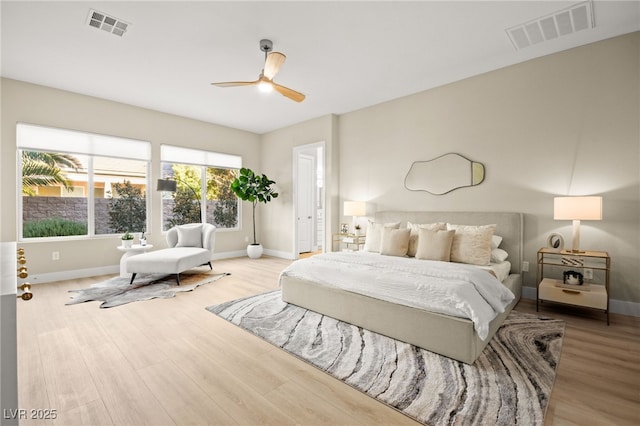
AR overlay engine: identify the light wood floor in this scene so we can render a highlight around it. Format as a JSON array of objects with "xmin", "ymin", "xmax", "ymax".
[{"xmin": 16, "ymin": 256, "xmax": 640, "ymax": 425}]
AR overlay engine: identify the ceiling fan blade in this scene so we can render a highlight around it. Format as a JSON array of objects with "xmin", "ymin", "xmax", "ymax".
[
  {"xmin": 211, "ymin": 80, "xmax": 258, "ymax": 87},
  {"xmin": 263, "ymin": 52, "xmax": 286, "ymax": 80},
  {"xmin": 272, "ymin": 82, "xmax": 305, "ymax": 103}
]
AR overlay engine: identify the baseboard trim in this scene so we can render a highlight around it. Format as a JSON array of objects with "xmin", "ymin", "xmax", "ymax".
[
  {"xmin": 26, "ymin": 263, "xmax": 640, "ymax": 318},
  {"xmin": 28, "ymin": 250, "xmax": 257, "ymax": 284},
  {"xmin": 521, "ymin": 286, "xmax": 639, "ymax": 317},
  {"xmin": 28, "ymin": 265, "xmax": 119, "ymax": 284},
  {"xmin": 263, "ymin": 248, "xmax": 296, "ymax": 260}
]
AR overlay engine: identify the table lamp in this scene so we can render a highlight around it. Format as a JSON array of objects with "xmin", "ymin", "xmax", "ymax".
[
  {"xmin": 343, "ymin": 201, "xmax": 366, "ymax": 234},
  {"xmin": 554, "ymin": 196, "xmax": 602, "ymax": 253}
]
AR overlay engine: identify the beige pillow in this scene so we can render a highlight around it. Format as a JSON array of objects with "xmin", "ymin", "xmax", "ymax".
[
  {"xmin": 176, "ymin": 224, "xmax": 203, "ymax": 248},
  {"xmin": 380, "ymin": 228, "xmax": 411, "ymax": 257},
  {"xmin": 364, "ymin": 222, "xmax": 400, "ymax": 252},
  {"xmin": 447, "ymin": 224, "xmax": 496, "ymax": 266},
  {"xmin": 406, "ymin": 221, "xmax": 446, "ymax": 257},
  {"xmin": 415, "ymin": 228, "xmax": 455, "ymax": 261}
]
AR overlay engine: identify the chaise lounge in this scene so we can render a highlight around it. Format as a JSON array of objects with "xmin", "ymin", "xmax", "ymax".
[{"xmin": 126, "ymin": 223, "xmax": 216, "ymax": 285}]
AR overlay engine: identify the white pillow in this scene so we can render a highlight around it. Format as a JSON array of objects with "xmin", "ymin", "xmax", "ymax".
[
  {"xmin": 415, "ymin": 228, "xmax": 455, "ymax": 261},
  {"xmin": 447, "ymin": 223, "xmax": 496, "ymax": 266},
  {"xmin": 491, "ymin": 248, "xmax": 509, "ymax": 263},
  {"xmin": 364, "ymin": 222, "xmax": 400, "ymax": 253},
  {"xmin": 406, "ymin": 221, "xmax": 446, "ymax": 257},
  {"xmin": 491, "ymin": 235, "xmax": 503, "ymax": 249},
  {"xmin": 380, "ymin": 228, "xmax": 411, "ymax": 257},
  {"xmin": 176, "ymin": 225, "xmax": 203, "ymax": 248}
]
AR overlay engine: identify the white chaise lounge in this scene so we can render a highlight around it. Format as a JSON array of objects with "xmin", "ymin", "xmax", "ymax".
[{"xmin": 126, "ymin": 223, "xmax": 216, "ymax": 285}]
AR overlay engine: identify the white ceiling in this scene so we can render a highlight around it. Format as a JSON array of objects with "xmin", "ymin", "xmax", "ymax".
[{"xmin": 2, "ymin": 1, "xmax": 639, "ymax": 134}]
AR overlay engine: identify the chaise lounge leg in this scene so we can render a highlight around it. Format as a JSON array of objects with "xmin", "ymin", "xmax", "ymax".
[
  {"xmin": 176, "ymin": 273, "xmax": 180, "ymax": 286},
  {"xmin": 129, "ymin": 273, "xmax": 136, "ymax": 285},
  {"xmin": 207, "ymin": 262, "xmax": 212, "ymax": 270}
]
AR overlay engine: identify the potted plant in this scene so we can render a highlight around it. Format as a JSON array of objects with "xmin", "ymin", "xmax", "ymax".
[
  {"xmin": 230, "ymin": 167, "xmax": 278, "ymax": 259},
  {"xmin": 121, "ymin": 231, "xmax": 134, "ymax": 248}
]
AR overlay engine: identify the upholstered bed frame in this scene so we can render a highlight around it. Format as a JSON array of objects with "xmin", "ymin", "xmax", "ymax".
[{"xmin": 281, "ymin": 211, "xmax": 524, "ymax": 364}]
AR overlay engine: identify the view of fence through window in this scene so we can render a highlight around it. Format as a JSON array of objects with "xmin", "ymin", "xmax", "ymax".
[
  {"xmin": 160, "ymin": 163, "xmax": 239, "ymax": 231},
  {"xmin": 21, "ymin": 150, "xmax": 148, "ymax": 238}
]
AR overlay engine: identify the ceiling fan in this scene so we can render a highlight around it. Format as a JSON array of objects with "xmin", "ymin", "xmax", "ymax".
[{"xmin": 211, "ymin": 39, "xmax": 305, "ymax": 103}]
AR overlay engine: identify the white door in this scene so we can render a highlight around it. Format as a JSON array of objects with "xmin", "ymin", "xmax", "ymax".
[{"xmin": 297, "ymin": 154, "xmax": 314, "ymax": 253}]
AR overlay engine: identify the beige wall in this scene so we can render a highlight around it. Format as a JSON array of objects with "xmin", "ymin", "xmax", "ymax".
[
  {"xmin": 337, "ymin": 33, "xmax": 640, "ymax": 304},
  {"xmin": 1, "ymin": 78, "xmax": 260, "ymax": 276},
  {"xmin": 1, "ymin": 34, "xmax": 638, "ymax": 307},
  {"xmin": 260, "ymin": 114, "xmax": 339, "ymax": 258}
]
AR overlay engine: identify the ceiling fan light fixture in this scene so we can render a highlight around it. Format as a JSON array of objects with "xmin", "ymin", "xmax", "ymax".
[{"xmin": 258, "ymin": 80, "xmax": 273, "ymax": 93}]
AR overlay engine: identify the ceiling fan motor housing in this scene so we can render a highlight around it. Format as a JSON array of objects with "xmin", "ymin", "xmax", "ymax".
[{"xmin": 260, "ymin": 39, "xmax": 273, "ymax": 53}]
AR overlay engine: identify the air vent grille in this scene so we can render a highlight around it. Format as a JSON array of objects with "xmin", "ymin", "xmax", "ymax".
[
  {"xmin": 506, "ymin": 1, "xmax": 594, "ymax": 50},
  {"xmin": 87, "ymin": 9, "xmax": 130, "ymax": 37}
]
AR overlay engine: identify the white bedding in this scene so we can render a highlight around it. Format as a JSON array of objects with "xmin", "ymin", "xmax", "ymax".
[{"xmin": 279, "ymin": 251, "xmax": 515, "ymax": 340}]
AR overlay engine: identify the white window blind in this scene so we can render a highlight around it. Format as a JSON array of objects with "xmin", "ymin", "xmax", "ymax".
[
  {"xmin": 17, "ymin": 123, "xmax": 150, "ymax": 161},
  {"xmin": 161, "ymin": 145, "xmax": 241, "ymax": 169}
]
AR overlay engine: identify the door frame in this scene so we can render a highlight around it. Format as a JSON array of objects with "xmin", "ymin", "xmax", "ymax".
[{"xmin": 292, "ymin": 141, "xmax": 325, "ymax": 260}]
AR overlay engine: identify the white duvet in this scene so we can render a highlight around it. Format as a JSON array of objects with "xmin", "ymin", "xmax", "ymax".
[{"xmin": 280, "ymin": 251, "xmax": 515, "ymax": 340}]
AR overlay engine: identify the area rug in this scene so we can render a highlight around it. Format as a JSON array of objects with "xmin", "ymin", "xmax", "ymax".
[
  {"xmin": 207, "ymin": 290, "xmax": 565, "ymax": 426},
  {"xmin": 67, "ymin": 272, "xmax": 229, "ymax": 308}
]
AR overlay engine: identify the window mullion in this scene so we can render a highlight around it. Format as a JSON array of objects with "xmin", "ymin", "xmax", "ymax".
[{"xmin": 87, "ymin": 157, "xmax": 95, "ymax": 236}]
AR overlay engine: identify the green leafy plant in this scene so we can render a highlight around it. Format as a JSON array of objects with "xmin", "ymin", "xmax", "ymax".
[
  {"xmin": 230, "ymin": 167, "xmax": 278, "ymax": 245},
  {"xmin": 121, "ymin": 231, "xmax": 134, "ymax": 240},
  {"xmin": 23, "ymin": 218, "xmax": 87, "ymax": 238},
  {"xmin": 108, "ymin": 180, "xmax": 147, "ymax": 233},
  {"xmin": 21, "ymin": 151, "xmax": 82, "ymax": 196}
]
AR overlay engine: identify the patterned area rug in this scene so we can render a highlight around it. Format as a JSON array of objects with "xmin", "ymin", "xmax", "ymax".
[
  {"xmin": 207, "ymin": 290, "xmax": 565, "ymax": 425},
  {"xmin": 67, "ymin": 272, "xmax": 229, "ymax": 308}
]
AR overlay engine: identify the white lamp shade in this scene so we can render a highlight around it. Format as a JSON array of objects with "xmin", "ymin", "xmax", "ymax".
[
  {"xmin": 344, "ymin": 201, "xmax": 366, "ymax": 217},
  {"xmin": 554, "ymin": 196, "xmax": 602, "ymax": 221}
]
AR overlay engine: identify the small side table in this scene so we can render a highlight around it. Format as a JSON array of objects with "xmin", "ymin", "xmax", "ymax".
[{"xmin": 116, "ymin": 244, "xmax": 153, "ymax": 278}]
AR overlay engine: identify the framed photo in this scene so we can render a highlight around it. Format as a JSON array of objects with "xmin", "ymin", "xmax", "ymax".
[{"xmin": 340, "ymin": 223, "xmax": 349, "ymax": 234}]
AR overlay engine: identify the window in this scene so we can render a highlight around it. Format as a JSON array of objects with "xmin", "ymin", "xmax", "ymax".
[
  {"xmin": 18, "ymin": 123, "xmax": 150, "ymax": 239},
  {"xmin": 160, "ymin": 145, "xmax": 240, "ymax": 231}
]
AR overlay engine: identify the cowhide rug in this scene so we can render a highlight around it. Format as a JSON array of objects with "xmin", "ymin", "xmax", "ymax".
[{"xmin": 67, "ymin": 272, "xmax": 229, "ymax": 308}]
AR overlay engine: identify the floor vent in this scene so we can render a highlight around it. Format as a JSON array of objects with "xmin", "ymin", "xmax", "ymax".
[
  {"xmin": 87, "ymin": 9, "xmax": 130, "ymax": 37},
  {"xmin": 506, "ymin": 1, "xmax": 594, "ymax": 50}
]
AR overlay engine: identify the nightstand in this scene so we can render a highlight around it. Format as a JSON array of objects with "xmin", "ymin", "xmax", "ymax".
[
  {"xmin": 536, "ymin": 248, "xmax": 610, "ymax": 324},
  {"xmin": 332, "ymin": 233, "xmax": 366, "ymax": 252}
]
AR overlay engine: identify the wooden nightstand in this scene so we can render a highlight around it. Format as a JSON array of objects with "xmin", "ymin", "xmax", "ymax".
[{"xmin": 536, "ymin": 248, "xmax": 610, "ymax": 324}]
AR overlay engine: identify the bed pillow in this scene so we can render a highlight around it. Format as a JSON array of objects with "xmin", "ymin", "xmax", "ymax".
[
  {"xmin": 364, "ymin": 222, "xmax": 400, "ymax": 253},
  {"xmin": 415, "ymin": 228, "xmax": 455, "ymax": 261},
  {"xmin": 491, "ymin": 248, "xmax": 509, "ymax": 263},
  {"xmin": 406, "ymin": 221, "xmax": 447, "ymax": 257},
  {"xmin": 492, "ymin": 235, "xmax": 503, "ymax": 249},
  {"xmin": 447, "ymin": 224, "xmax": 496, "ymax": 266},
  {"xmin": 176, "ymin": 224, "xmax": 203, "ymax": 248},
  {"xmin": 380, "ymin": 228, "xmax": 411, "ymax": 257}
]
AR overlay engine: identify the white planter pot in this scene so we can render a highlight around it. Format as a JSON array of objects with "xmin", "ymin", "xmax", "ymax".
[
  {"xmin": 122, "ymin": 240, "xmax": 133, "ymax": 248},
  {"xmin": 247, "ymin": 244, "xmax": 263, "ymax": 259}
]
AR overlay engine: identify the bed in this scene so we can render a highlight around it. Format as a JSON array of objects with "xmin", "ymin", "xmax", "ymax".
[{"xmin": 279, "ymin": 211, "xmax": 523, "ymax": 364}]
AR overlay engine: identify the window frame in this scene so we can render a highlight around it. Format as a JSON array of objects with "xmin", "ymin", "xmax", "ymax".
[
  {"xmin": 160, "ymin": 145, "xmax": 241, "ymax": 233},
  {"xmin": 17, "ymin": 123, "xmax": 151, "ymax": 241}
]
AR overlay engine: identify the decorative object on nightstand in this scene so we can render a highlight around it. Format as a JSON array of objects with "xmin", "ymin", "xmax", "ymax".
[
  {"xmin": 343, "ymin": 201, "xmax": 366, "ymax": 234},
  {"xmin": 546, "ymin": 232, "xmax": 564, "ymax": 252},
  {"xmin": 121, "ymin": 231, "xmax": 134, "ymax": 248},
  {"xmin": 553, "ymin": 196, "xmax": 602, "ymax": 253},
  {"xmin": 536, "ymin": 247, "xmax": 610, "ymax": 324}
]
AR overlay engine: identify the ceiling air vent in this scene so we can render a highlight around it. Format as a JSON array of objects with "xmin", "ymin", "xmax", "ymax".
[
  {"xmin": 506, "ymin": 1, "xmax": 594, "ymax": 50},
  {"xmin": 87, "ymin": 9, "xmax": 130, "ymax": 37}
]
